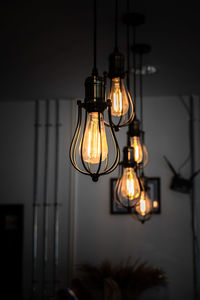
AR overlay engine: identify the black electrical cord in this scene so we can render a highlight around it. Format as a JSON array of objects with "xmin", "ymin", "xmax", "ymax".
[
  {"xmin": 126, "ymin": 0, "xmax": 130, "ymax": 91},
  {"xmin": 139, "ymin": 52, "xmax": 144, "ymax": 177},
  {"xmin": 139, "ymin": 53, "xmax": 143, "ymax": 132},
  {"xmin": 132, "ymin": 27, "xmax": 136, "ymax": 112},
  {"xmin": 92, "ymin": 0, "xmax": 98, "ymax": 76},
  {"xmin": 115, "ymin": 0, "xmax": 118, "ymax": 51}
]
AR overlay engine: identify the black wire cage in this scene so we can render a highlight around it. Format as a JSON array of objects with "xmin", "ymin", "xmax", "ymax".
[{"xmin": 70, "ymin": 75, "xmax": 120, "ymax": 182}]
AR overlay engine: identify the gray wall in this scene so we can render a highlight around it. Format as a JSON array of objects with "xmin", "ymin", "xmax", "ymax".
[
  {"xmin": 0, "ymin": 96, "xmax": 199, "ymax": 300},
  {"xmin": 73, "ymin": 96, "xmax": 200, "ymax": 300}
]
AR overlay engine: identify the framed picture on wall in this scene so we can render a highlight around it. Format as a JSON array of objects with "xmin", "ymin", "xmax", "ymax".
[
  {"xmin": 146, "ymin": 177, "xmax": 161, "ymax": 214},
  {"xmin": 110, "ymin": 177, "xmax": 161, "ymax": 214}
]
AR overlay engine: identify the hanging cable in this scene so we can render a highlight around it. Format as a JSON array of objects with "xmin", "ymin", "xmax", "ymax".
[
  {"xmin": 139, "ymin": 53, "xmax": 143, "ymax": 132},
  {"xmin": 115, "ymin": 0, "xmax": 118, "ymax": 51},
  {"xmin": 126, "ymin": 0, "xmax": 130, "ymax": 91},
  {"xmin": 92, "ymin": 0, "xmax": 97, "ymax": 76},
  {"xmin": 133, "ymin": 26, "xmax": 136, "ymax": 112}
]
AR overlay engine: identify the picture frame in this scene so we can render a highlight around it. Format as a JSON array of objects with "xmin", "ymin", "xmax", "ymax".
[
  {"xmin": 110, "ymin": 177, "xmax": 161, "ymax": 214},
  {"xmin": 146, "ymin": 177, "xmax": 161, "ymax": 214}
]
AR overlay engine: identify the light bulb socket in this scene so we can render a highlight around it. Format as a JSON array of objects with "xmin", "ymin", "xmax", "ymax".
[
  {"xmin": 108, "ymin": 51, "xmax": 125, "ymax": 79},
  {"xmin": 128, "ymin": 119, "xmax": 141, "ymax": 137},
  {"xmin": 122, "ymin": 146, "xmax": 136, "ymax": 168},
  {"xmin": 84, "ymin": 75, "xmax": 107, "ymax": 112}
]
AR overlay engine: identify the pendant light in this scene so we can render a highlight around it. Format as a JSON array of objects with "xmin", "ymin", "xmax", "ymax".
[
  {"xmin": 69, "ymin": 0, "xmax": 120, "ymax": 182},
  {"xmin": 132, "ymin": 44, "xmax": 153, "ymax": 223},
  {"xmin": 134, "ymin": 176, "xmax": 153, "ymax": 223},
  {"xmin": 104, "ymin": 0, "xmax": 134, "ymax": 131},
  {"xmin": 114, "ymin": 146, "xmax": 141, "ymax": 208},
  {"xmin": 124, "ymin": 12, "xmax": 147, "ymax": 167},
  {"xmin": 113, "ymin": 10, "xmax": 144, "ymax": 208},
  {"xmin": 134, "ymin": 43, "xmax": 150, "ymax": 168}
]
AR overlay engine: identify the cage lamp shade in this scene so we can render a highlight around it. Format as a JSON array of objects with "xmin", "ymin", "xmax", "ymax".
[
  {"xmin": 114, "ymin": 146, "xmax": 141, "ymax": 208},
  {"xmin": 70, "ymin": 75, "xmax": 120, "ymax": 182}
]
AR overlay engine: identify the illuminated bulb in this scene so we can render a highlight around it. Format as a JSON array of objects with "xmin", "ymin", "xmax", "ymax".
[
  {"xmin": 110, "ymin": 78, "xmax": 129, "ymax": 117},
  {"xmin": 118, "ymin": 167, "xmax": 140, "ymax": 200},
  {"xmin": 130, "ymin": 136, "xmax": 143, "ymax": 163},
  {"xmin": 136, "ymin": 191, "xmax": 152, "ymax": 216},
  {"xmin": 153, "ymin": 201, "xmax": 159, "ymax": 208},
  {"xmin": 80, "ymin": 112, "xmax": 108, "ymax": 164}
]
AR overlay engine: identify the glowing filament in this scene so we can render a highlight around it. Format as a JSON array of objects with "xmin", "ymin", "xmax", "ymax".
[
  {"xmin": 80, "ymin": 112, "xmax": 108, "ymax": 164},
  {"xmin": 136, "ymin": 191, "xmax": 152, "ymax": 216},
  {"xmin": 130, "ymin": 136, "xmax": 143, "ymax": 163},
  {"xmin": 110, "ymin": 78, "xmax": 129, "ymax": 117},
  {"xmin": 119, "ymin": 167, "xmax": 140, "ymax": 200}
]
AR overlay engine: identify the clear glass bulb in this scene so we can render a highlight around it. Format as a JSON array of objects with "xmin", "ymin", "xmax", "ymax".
[
  {"xmin": 135, "ymin": 191, "xmax": 152, "ymax": 216},
  {"xmin": 80, "ymin": 112, "xmax": 108, "ymax": 164},
  {"xmin": 118, "ymin": 167, "xmax": 140, "ymax": 200},
  {"xmin": 110, "ymin": 78, "xmax": 129, "ymax": 117},
  {"xmin": 130, "ymin": 136, "xmax": 143, "ymax": 163}
]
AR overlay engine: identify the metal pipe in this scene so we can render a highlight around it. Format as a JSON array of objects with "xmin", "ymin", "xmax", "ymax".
[
  {"xmin": 32, "ymin": 100, "xmax": 40, "ymax": 300},
  {"xmin": 53, "ymin": 99, "xmax": 60, "ymax": 296},
  {"xmin": 189, "ymin": 96, "xmax": 198, "ymax": 300},
  {"xmin": 42, "ymin": 100, "xmax": 50, "ymax": 300}
]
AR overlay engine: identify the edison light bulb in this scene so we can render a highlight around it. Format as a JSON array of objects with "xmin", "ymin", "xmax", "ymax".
[
  {"xmin": 110, "ymin": 78, "xmax": 129, "ymax": 117},
  {"xmin": 130, "ymin": 136, "xmax": 143, "ymax": 164},
  {"xmin": 135, "ymin": 191, "xmax": 152, "ymax": 216},
  {"xmin": 119, "ymin": 167, "xmax": 140, "ymax": 200},
  {"xmin": 80, "ymin": 112, "xmax": 108, "ymax": 164}
]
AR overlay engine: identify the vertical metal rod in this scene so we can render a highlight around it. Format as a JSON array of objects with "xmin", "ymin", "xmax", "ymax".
[
  {"xmin": 189, "ymin": 96, "xmax": 198, "ymax": 300},
  {"xmin": 32, "ymin": 100, "xmax": 40, "ymax": 300},
  {"xmin": 42, "ymin": 100, "xmax": 50, "ymax": 300},
  {"xmin": 53, "ymin": 100, "xmax": 60, "ymax": 296}
]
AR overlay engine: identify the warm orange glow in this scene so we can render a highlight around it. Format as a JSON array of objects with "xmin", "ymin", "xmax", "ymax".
[
  {"xmin": 119, "ymin": 167, "xmax": 140, "ymax": 200},
  {"xmin": 130, "ymin": 136, "xmax": 143, "ymax": 163},
  {"xmin": 153, "ymin": 201, "xmax": 159, "ymax": 208},
  {"xmin": 80, "ymin": 112, "xmax": 108, "ymax": 164},
  {"xmin": 110, "ymin": 78, "xmax": 129, "ymax": 117},
  {"xmin": 136, "ymin": 191, "xmax": 152, "ymax": 216}
]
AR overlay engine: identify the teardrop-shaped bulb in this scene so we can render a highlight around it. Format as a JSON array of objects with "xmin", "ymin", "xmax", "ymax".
[
  {"xmin": 130, "ymin": 136, "xmax": 143, "ymax": 163},
  {"xmin": 118, "ymin": 167, "xmax": 140, "ymax": 200},
  {"xmin": 110, "ymin": 78, "xmax": 129, "ymax": 117},
  {"xmin": 135, "ymin": 191, "xmax": 152, "ymax": 216},
  {"xmin": 80, "ymin": 112, "xmax": 108, "ymax": 164}
]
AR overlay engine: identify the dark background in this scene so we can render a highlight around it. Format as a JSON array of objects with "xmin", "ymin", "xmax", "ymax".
[{"xmin": 0, "ymin": 0, "xmax": 200, "ymax": 101}]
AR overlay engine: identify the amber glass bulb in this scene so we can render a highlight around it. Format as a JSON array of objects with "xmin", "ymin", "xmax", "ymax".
[
  {"xmin": 80, "ymin": 112, "xmax": 108, "ymax": 164},
  {"xmin": 119, "ymin": 167, "xmax": 140, "ymax": 200},
  {"xmin": 135, "ymin": 191, "xmax": 152, "ymax": 216},
  {"xmin": 130, "ymin": 136, "xmax": 143, "ymax": 163},
  {"xmin": 110, "ymin": 78, "xmax": 129, "ymax": 117}
]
